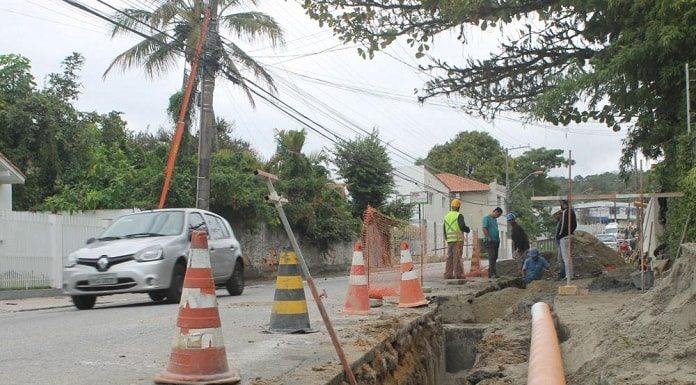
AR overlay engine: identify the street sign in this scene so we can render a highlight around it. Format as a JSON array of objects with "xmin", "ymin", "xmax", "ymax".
[{"xmin": 410, "ymin": 191, "xmax": 429, "ymax": 204}]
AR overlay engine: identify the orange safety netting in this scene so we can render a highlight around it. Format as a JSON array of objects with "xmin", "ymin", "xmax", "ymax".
[{"xmin": 360, "ymin": 206, "xmax": 427, "ymax": 298}]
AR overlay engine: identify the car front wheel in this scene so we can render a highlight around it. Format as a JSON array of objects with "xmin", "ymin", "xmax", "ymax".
[
  {"xmin": 148, "ymin": 290, "xmax": 167, "ymax": 302},
  {"xmin": 72, "ymin": 295, "xmax": 96, "ymax": 310},
  {"xmin": 166, "ymin": 263, "xmax": 186, "ymax": 304},
  {"xmin": 226, "ymin": 260, "xmax": 244, "ymax": 296}
]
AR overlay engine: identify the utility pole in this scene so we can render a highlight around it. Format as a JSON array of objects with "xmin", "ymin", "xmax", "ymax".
[
  {"xmin": 687, "ymin": 63, "xmax": 691, "ymax": 135},
  {"xmin": 196, "ymin": 0, "xmax": 219, "ymax": 210}
]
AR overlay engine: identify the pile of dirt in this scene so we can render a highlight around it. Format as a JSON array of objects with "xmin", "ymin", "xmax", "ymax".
[
  {"xmin": 564, "ymin": 244, "xmax": 696, "ymax": 385},
  {"xmin": 542, "ymin": 231, "xmax": 626, "ymax": 278},
  {"xmin": 588, "ymin": 267, "xmax": 636, "ymax": 292}
]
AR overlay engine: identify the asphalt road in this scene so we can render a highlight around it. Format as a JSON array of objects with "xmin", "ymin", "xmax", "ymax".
[
  {"xmin": 0, "ymin": 275, "xmax": 353, "ymax": 385},
  {"xmin": 0, "ymin": 261, "xmax": 450, "ymax": 385}
]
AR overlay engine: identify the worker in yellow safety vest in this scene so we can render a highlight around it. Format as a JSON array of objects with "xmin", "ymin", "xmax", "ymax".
[{"xmin": 443, "ymin": 199, "xmax": 471, "ymax": 279}]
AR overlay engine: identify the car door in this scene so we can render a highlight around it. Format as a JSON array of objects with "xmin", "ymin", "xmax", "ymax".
[{"xmin": 204, "ymin": 214, "xmax": 232, "ymax": 280}]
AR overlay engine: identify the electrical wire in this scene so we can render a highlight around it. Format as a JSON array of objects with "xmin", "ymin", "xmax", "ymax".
[{"xmin": 60, "ymin": 0, "xmax": 512, "ymax": 205}]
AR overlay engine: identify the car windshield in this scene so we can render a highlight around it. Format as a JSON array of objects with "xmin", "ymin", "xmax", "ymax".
[
  {"xmin": 597, "ymin": 234, "xmax": 615, "ymax": 242},
  {"xmin": 100, "ymin": 211, "xmax": 185, "ymax": 239}
]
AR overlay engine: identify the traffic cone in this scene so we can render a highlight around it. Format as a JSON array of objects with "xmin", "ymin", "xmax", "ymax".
[
  {"xmin": 343, "ymin": 241, "xmax": 370, "ymax": 315},
  {"xmin": 154, "ymin": 231, "xmax": 240, "ymax": 385},
  {"xmin": 398, "ymin": 241, "xmax": 429, "ymax": 308},
  {"xmin": 465, "ymin": 231, "xmax": 488, "ymax": 279},
  {"xmin": 268, "ymin": 250, "xmax": 314, "ymax": 333}
]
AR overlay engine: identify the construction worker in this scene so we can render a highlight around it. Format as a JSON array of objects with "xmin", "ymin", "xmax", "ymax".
[
  {"xmin": 443, "ymin": 198, "xmax": 470, "ymax": 279},
  {"xmin": 482, "ymin": 207, "xmax": 503, "ymax": 278},
  {"xmin": 522, "ymin": 247, "xmax": 550, "ymax": 283},
  {"xmin": 556, "ymin": 199, "xmax": 577, "ymax": 281},
  {"xmin": 507, "ymin": 213, "xmax": 530, "ymax": 273}
]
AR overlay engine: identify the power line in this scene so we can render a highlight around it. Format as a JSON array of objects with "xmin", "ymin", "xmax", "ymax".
[{"xmin": 57, "ymin": 0, "xmax": 519, "ymax": 202}]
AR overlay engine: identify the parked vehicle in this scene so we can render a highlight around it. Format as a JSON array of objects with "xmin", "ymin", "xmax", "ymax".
[
  {"xmin": 604, "ymin": 222, "xmax": 619, "ymax": 235},
  {"xmin": 63, "ymin": 209, "xmax": 244, "ymax": 310},
  {"xmin": 596, "ymin": 233, "xmax": 618, "ymax": 250}
]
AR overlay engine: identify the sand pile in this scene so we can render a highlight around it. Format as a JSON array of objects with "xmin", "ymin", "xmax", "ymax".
[
  {"xmin": 544, "ymin": 231, "xmax": 626, "ymax": 278},
  {"xmin": 564, "ymin": 244, "xmax": 696, "ymax": 385},
  {"xmin": 497, "ymin": 231, "xmax": 625, "ymax": 278}
]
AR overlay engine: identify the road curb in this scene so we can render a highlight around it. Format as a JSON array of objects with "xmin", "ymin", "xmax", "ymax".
[{"xmin": 0, "ymin": 288, "xmax": 64, "ymax": 301}]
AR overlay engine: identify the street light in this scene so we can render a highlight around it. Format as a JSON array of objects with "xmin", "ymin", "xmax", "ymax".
[
  {"xmin": 505, "ymin": 170, "xmax": 544, "ymax": 240},
  {"xmin": 509, "ymin": 170, "xmax": 545, "ymax": 195}
]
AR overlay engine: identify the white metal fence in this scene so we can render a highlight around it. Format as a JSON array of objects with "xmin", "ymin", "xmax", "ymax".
[{"xmin": 0, "ymin": 210, "xmax": 136, "ymax": 289}]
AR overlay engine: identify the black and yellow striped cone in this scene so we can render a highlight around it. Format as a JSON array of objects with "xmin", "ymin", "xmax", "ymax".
[{"xmin": 268, "ymin": 250, "xmax": 314, "ymax": 333}]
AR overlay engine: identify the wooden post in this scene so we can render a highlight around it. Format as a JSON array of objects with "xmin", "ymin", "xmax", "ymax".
[
  {"xmin": 640, "ymin": 161, "xmax": 645, "ymax": 290},
  {"xmin": 566, "ymin": 150, "xmax": 573, "ymax": 286}
]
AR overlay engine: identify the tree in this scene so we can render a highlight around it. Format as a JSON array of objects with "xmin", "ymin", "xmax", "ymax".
[
  {"xmin": 0, "ymin": 53, "xmax": 97, "ymax": 209},
  {"xmin": 420, "ymin": 131, "xmax": 505, "ymax": 183},
  {"xmin": 302, "ymin": 1, "xmax": 696, "ymax": 173},
  {"xmin": 508, "ymin": 148, "xmax": 567, "ymax": 238},
  {"xmin": 333, "ymin": 130, "xmax": 395, "ymax": 217},
  {"xmin": 106, "ymin": 0, "xmax": 284, "ymax": 209},
  {"xmin": 270, "ymin": 129, "xmax": 359, "ymax": 249}
]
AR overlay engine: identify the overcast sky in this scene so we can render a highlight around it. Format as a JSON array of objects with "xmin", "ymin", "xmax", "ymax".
[{"xmin": 1, "ymin": 0, "xmax": 648, "ymax": 181}]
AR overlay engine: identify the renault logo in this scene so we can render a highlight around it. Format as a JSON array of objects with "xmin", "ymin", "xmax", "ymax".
[{"xmin": 97, "ymin": 256, "xmax": 109, "ymax": 272}]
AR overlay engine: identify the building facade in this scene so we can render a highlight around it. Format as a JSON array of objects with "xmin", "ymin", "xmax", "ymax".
[
  {"xmin": 435, "ymin": 173, "xmax": 510, "ymax": 258},
  {"xmin": 0, "ymin": 152, "xmax": 25, "ymax": 211}
]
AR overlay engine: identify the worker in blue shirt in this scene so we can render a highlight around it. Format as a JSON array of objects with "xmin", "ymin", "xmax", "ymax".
[{"xmin": 522, "ymin": 247, "xmax": 550, "ymax": 283}]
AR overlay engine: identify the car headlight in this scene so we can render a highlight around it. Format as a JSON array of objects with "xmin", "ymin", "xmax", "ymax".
[
  {"xmin": 134, "ymin": 247, "xmax": 164, "ymax": 262},
  {"xmin": 64, "ymin": 253, "xmax": 78, "ymax": 268}
]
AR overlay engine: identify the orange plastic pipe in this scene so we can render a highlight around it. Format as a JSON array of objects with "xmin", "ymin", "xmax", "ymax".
[
  {"xmin": 158, "ymin": 5, "xmax": 212, "ymax": 209},
  {"xmin": 527, "ymin": 302, "xmax": 567, "ymax": 385}
]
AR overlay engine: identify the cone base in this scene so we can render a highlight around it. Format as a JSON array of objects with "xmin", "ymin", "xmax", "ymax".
[
  {"xmin": 265, "ymin": 327, "xmax": 318, "ymax": 334},
  {"xmin": 342, "ymin": 308, "xmax": 370, "ymax": 315},
  {"xmin": 368, "ymin": 287, "xmax": 399, "ymax": 299},
  {"xmin": 398, "ymin": 299, "xmax": 430, "ymax": 308},
  {"xmin": 154, "ymin": 368, "xmax": 241, "ymax": 385}
]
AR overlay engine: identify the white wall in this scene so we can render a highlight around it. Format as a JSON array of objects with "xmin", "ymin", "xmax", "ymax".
[
  {"xmin": 0, "ymin": 185, "xmax": 11, "ymax": 211},
  {"xmin": 0, "ymin": 209, "xmax": 139, "ymax": 289},
  {"xmin": 394, "ymin": 165, "xmax": 450, "ymax": 257}
]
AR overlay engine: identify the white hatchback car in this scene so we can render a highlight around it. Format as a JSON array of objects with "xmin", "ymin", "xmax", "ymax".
[{"xmin": 63, "ymin": 209, "xmax": 244, "ymax": 310}]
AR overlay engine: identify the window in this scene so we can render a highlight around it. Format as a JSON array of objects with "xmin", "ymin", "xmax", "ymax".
[
  {"xmin": 497, "ymin": 195, "xmax": 502, "ymax": 207},
  {"xmin": 215, "ymin": 217, "xmax": 230, "ymax": 238},
  {"xmin": 188, "ymin": 212, "xmax": 206, "ymax": 232},
  {"xmin": 205, "ymin": 214, "xmax": 225, "ymax": 240},
  {"xmin": 442, "ymin": 197, "xmax": 446, "ymax": 208},
  {"xmin": 102, "ymin": 211, "xmax": 184, "ymax": 237}
]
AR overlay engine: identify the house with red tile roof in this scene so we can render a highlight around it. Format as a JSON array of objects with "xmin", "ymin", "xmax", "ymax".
[
  {"xmin": 393, "ymin": 166, "xmax": 510, "ymax": 259},
  {"xmin": 434, "ymin": 172, "xmax": 510, "ymax": 258},
  {"xmin": 0, "ymin": 152, "xmax": 25, "ymax": 210}
]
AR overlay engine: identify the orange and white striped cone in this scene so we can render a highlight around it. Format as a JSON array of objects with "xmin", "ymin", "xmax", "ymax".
[
  {"xmin": 154, "ymin": 231, "xmax": 240, "ymax": 385},
  {"xmin": 398, "ymin": 241, "xmax": 429, "ymax": 308},
  {"xmin": 343, "ymin": 241, "xmax": 369, "ymax": 315}
]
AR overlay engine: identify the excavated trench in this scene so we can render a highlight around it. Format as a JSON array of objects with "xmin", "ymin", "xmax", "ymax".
[{"xmin": 327, "ymin": 278, "xmax": 566, "ymax": 385}]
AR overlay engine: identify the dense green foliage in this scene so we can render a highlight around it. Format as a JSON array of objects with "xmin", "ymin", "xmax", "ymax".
[
  {"xmin": 0, "ymin": 54, "xmax": 356, "ymax": 248},
  {"xmin": 420, "ymin": 131, "xmax": 506, "ymax": 183},
  {"xmin": 333, "ymin": 131, "xmax": 402, "ymax": 218},
  {"xmin": 270, "ymin": 129, "xmax": 360, "ymax": 249}
]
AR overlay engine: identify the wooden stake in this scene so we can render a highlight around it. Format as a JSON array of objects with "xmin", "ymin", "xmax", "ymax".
[
  {"xmin": 676, "ymin": 214, "xmax": 691, "ymax": 260},
  {"xmin": 640, "ymin": 161, "xmax": 645, "ymax": 290},
  {"xmin": 566, "ymin": 150, "xmax": 573, "ymax": 286}
]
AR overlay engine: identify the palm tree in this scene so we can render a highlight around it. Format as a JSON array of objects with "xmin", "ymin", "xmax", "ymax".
[
  {"xmin": 105, "ymin": 0, "xmax": 283, "ymax": 209},
  {"xmin": 105, "ymin": 0, "xmax": 282, "ymax": 98}
]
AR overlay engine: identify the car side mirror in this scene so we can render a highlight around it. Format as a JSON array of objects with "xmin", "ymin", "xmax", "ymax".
[{"xmin": 86, "ymin": 237, "xmax": 96, "ymax": 245}]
